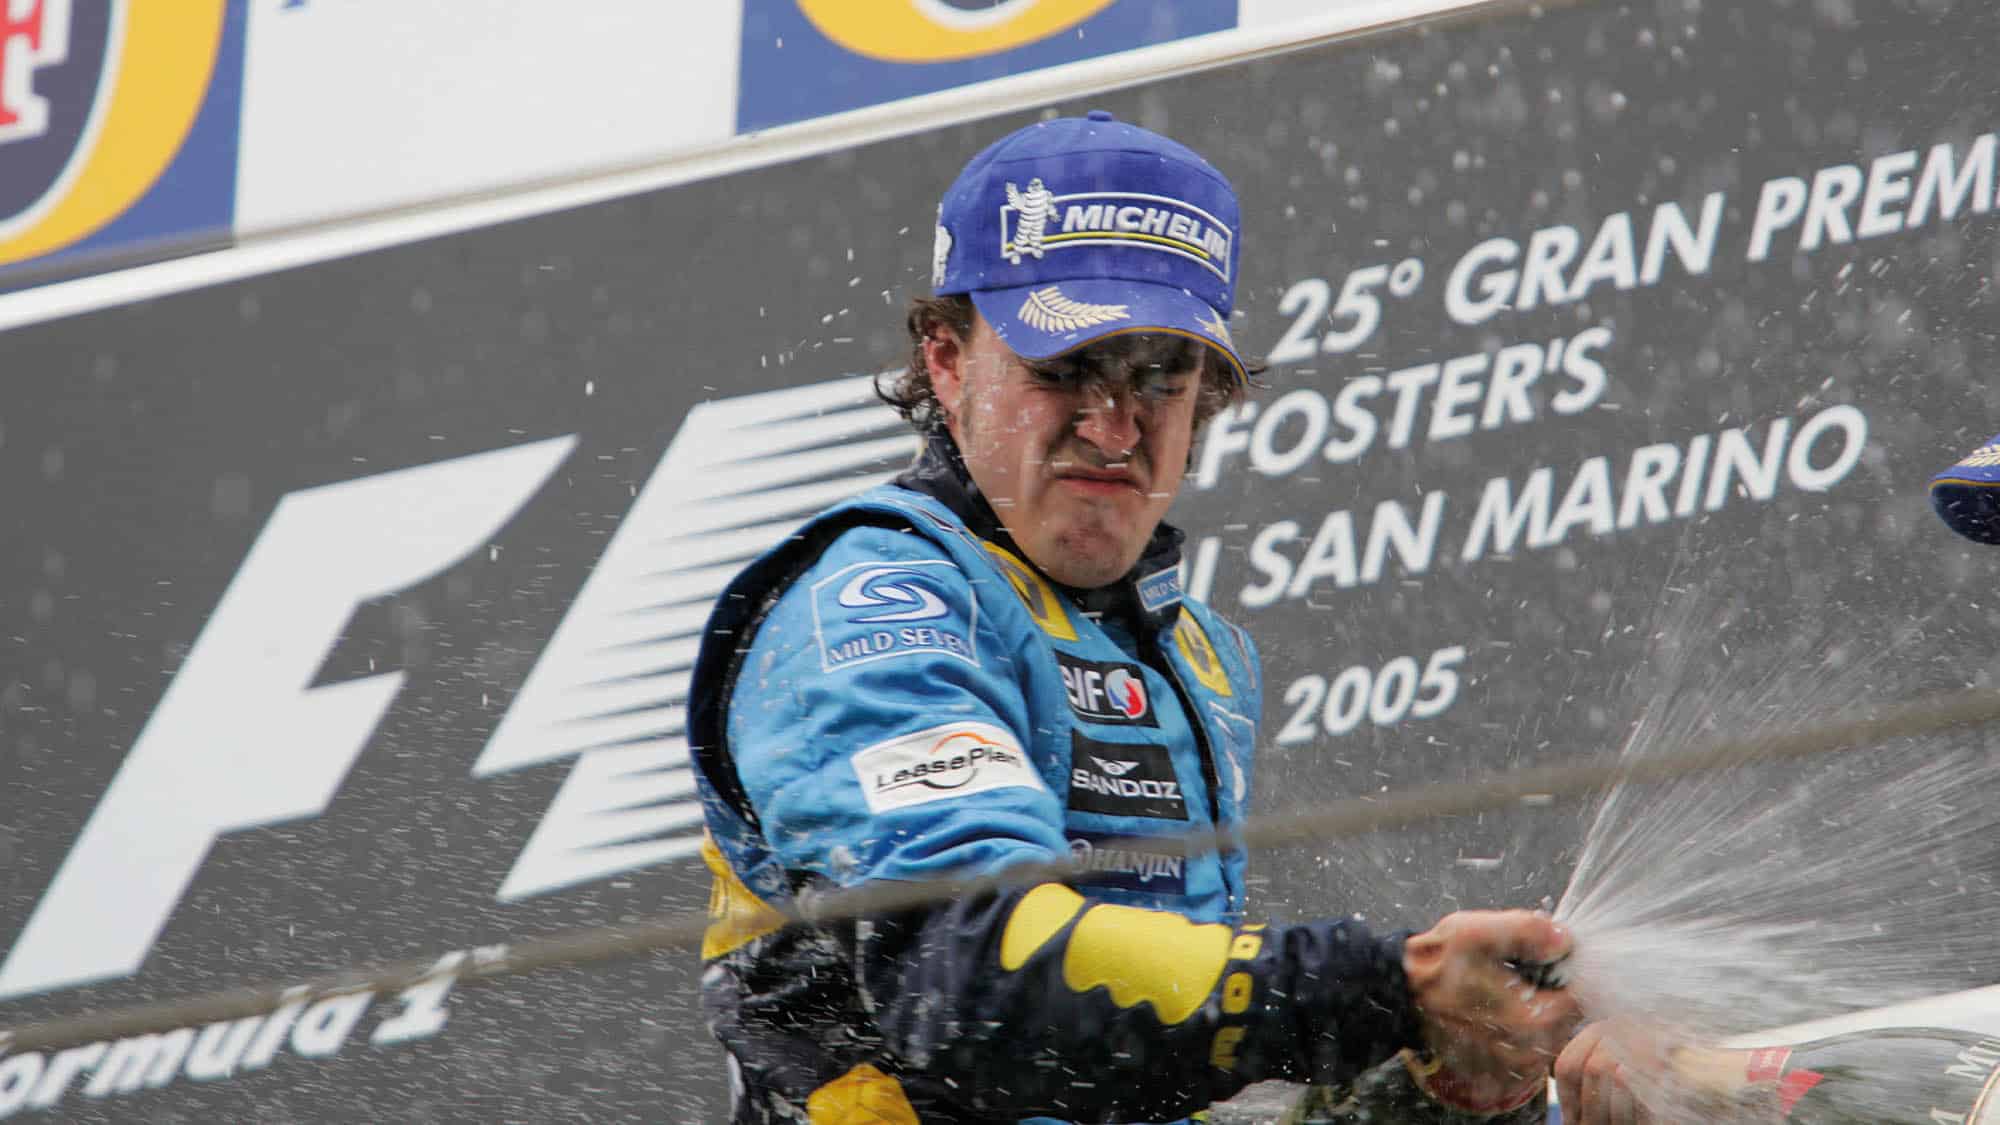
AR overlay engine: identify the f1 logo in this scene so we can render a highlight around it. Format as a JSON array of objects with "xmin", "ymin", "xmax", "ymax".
[
  {"xmin": 0, "ymin": 0, "xmax": 69, "ymax": 144},
  {"xmin": 0, "ymin": 438, "xmax": 576, "ymax": 1001}
]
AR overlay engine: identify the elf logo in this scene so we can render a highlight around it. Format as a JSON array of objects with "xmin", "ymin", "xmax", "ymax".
[
  {"xmin": 1058, "ymin": 654, "xmax": 1154, "ymax": 726},
  {"xmin": 0, "ymin": 374, "xmax": 907, "ymax": 1002}
]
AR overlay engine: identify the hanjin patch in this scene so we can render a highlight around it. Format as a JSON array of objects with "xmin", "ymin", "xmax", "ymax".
[{"xmin": 1068, "ymin": 833, "xmax": 1187, "ymax": 896}]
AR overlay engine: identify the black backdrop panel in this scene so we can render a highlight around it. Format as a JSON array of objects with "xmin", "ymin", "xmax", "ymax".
[{"xmin": 4, "ymin": 2, "xmax": 1998, "ymax": 1119}]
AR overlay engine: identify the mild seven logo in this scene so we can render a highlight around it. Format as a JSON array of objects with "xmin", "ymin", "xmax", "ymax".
[
  {"xmin": 812, "ymin": 559, "xmax": 978, "ymax": 672},
  {"xmin": 836, "ymin": 566, "xmax": 950, "ymax": 623}
]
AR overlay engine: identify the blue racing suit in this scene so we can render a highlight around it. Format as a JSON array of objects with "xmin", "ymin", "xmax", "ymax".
[{"xmin": 686, "ymin": 434, "xmax": 1422, "ymax": 1123}]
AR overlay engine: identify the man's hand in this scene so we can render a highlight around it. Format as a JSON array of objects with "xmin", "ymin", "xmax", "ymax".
[
  {"xmin": 1557, "ymin": 1021, "xmax": 1771, "ymax": 1125},
  {"xmin": 1402, "ymin": 910, "xmax": 1583, "ymax": 1113},
  {"xmin": 1553, "ymin": 1020, "xmax": 1654, "ymax": 1125}
]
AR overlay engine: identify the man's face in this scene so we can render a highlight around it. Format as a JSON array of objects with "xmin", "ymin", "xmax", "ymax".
[{"xmin": 929, "ymin": 315, "xmax": 1204, "ymax": 589}]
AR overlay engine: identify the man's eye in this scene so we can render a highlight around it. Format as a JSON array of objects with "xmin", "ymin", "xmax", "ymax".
[
  {"xmin": 1137, "ymin": 373, "xmax": 1194, "ymax": 401},
  {"xmin": 1027, "ymin": 364, "xmax": 1080, "ymax": 386}
]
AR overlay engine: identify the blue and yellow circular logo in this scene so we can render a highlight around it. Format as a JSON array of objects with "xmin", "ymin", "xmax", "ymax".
[
  {"xmin": 796, "ymin": 0, "xmax": 1115, "ymax": 62},
  {"xmin": 0, "ymin": 0, "xmax": 233, "ymax": 273},
  {"xmin": 737, "ymin": 0, "xmax": 1235, "ymax": 132}
]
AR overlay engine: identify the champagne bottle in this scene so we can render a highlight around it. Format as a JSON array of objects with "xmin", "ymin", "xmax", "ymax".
[
  {"xmin": 1666, "ymin": 1026, "xmax": 2000, "ymax": 1124},
  {"xmin": 1280, "ymin": 1050, "xmax": 1549, "ymax": 1124}
]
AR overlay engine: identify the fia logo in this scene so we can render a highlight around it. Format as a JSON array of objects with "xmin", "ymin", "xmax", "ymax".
[{"xmin": 0, "ymin": 0, "xmax": 69, "ymax": 144}]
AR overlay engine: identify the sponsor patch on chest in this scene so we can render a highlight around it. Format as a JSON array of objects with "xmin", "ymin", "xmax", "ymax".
[
  {"xmin": 1057, "ymin": 653, "xmax": 1157, "ymax": 727},
  {"xmin": 1068, "ymin": 833, "xmax": 1188, "ymax": 896},
  {"xmin": 1066, "ymin": 733, "xmax": 1187, "ymax": 820}
]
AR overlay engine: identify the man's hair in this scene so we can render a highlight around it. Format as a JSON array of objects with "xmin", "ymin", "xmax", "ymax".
[{"xmin": 878, "ymin": 294, "xmax": 1257, "ymax": 433}]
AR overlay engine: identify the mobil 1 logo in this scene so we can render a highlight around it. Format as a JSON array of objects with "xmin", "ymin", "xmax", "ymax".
[
  {"xmin": 1067, "ymin": 733, "xmax": 1186, "ymax": 820},
  {"xmin": 1057, "ymin": 653, "xmax": 1156, "ymax": 726}
]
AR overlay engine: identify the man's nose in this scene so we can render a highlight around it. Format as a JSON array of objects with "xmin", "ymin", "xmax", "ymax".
[{"xmin": 1072, "ymin": 386, "xmax": 1141, "ymax": 459}]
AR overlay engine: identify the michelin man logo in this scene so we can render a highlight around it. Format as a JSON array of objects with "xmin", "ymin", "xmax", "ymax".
[{"xmin": 1003, "ymin": 178, "xmax": 1056, "ymax": 263}]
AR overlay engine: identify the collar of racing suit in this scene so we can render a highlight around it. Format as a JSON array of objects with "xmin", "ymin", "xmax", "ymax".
[{"xmin": 891, "ymin": 428, "xmax": 1186, "ymax": 638}]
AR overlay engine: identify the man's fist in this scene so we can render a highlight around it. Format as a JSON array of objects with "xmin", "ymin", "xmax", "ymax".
[{"xmin": 1403, "ymin": 910, "xmax": 1583, "ymax": 1113}]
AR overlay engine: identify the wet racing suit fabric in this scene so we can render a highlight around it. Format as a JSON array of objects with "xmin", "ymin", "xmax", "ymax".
[{"xmin": 686, "ymin": 434, "xmax": 1422, "ymax": 1123}]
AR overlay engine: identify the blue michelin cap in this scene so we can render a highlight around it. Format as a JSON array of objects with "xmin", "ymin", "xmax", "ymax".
[
  {"xmin": 931, "ymin": 110, "xmax": 1247, "ymax": 386},
  {"xmin": 1932, "ymin": 433, "xmax": 2000, "ymax": 543}
]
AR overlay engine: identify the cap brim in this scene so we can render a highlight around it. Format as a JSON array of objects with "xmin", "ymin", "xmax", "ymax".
[
  {"xmin": 971, "ymin": 280, "xmax": 1247, "ymax": 388},
  {"xmin": 1933, "ymin": 432, "xmax": 2000, "ymax": 544}
]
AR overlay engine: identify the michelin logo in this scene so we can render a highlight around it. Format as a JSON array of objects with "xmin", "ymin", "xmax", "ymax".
[
  {"xmin": 1003, "ymin": 179, "xmax": 1056, "ymax": 263},
  {"xmin": 1002, "ymin": 182, "xmax": 1235, "ymax": 281}
]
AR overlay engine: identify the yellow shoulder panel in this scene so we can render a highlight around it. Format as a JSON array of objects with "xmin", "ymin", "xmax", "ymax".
[
  {"xmin": 1172, "ymin": 614, "xmax": 1233, "ymax": 697},
  {"xmin": 700, "ymin": 833, "xmax": 790, "ymax": 960},
  {"xmin": 983, "ymin": 541, "xmax": 1079, "ymax": 641},
  {"xmin": 806, "ymin": 1063, "xmax": 920, "ymax": 1124}
]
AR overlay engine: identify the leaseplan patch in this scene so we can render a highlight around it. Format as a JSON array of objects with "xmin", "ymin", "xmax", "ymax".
[
  {"xmin": 851, "ymin": 721, "xmax": 1045, "ymax": 814},
  {"xmin": 811, "ymin": 559, "xmax": 978, "ymax": 672}
]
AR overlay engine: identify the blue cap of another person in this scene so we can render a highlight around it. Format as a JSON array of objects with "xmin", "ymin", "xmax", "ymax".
[
  {"xmin": 931, "ymin": 110, "xmax": 1247, "ymax": 386},
  {"xmin": 1932, "ymin": 432, "xmax": 2000, "ymax": 543}
]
